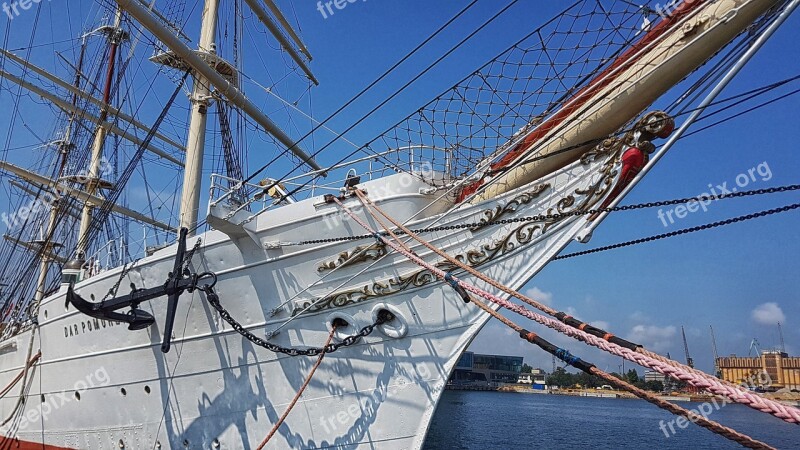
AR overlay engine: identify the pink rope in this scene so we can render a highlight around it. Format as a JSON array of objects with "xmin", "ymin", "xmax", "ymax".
[{"xmin": 333, "ymin": 197, "xmax": 800, "ymax": 425}]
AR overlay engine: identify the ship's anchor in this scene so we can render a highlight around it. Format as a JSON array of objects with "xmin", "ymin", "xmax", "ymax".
[{"xmin": 66, "ymin": 228, "xmax": 216, "ymax": 353}]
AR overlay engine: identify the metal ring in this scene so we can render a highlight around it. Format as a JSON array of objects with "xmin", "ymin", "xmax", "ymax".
[
  {"xmin": 196, "ymin": 272, "xmax": 218, "ymax": 290},
  {"xmin": 371, "ymin": 303, "xmax": 408, "ymax": 339}
]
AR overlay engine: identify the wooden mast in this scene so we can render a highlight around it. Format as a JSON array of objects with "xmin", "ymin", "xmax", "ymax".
[
  {"xmin": 76, "ymin": 9, "xmax": 125, "ymax": 258},
  {"xmin": 178, "ymin": 0, "xmax": 220, "ymax": 235}
]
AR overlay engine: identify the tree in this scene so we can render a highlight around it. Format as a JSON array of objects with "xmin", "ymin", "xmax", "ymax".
[
  {"xmin": 625, "ymin": 369, "xmax": 640, "ymax": 385},
  {"xmin": 521, "ymin": 363, "xmax": 533, "ymax": 373},
  {"xmin": 644, "ymin": 380, "xmax": 664, "ymax": 392},
  {"xmin": 546, "ymin": 367, "xmax": 572, "ymax": 388}
]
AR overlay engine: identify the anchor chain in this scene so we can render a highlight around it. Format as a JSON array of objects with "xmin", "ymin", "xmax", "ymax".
[
  {"xmin": 202, "ymin": 285, "xmax": 394, "ymax": 357},
  {"xmin": 293, "ymin": 184, "xmax": 800, "ymax": 246}
]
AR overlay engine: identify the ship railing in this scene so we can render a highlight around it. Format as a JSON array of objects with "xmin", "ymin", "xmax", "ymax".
[{"xmin": 209, "ymin": 146, "xmax": 460, "ymax": 218}]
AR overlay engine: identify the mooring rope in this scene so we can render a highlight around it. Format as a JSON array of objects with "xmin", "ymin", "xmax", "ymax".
[
  {"xmin": 342, "ymin": 193, "xmax": 773, "ymax": 448},
  {"xmin": 335, "ymin": 193, "xmax": 800, "ymax": 426},
  {"xmin": 0, "ymin": 350, "xmax": 41, "ymax": 399},
  {"xmin": 355, "ymin": 190, "xmax": 800, "ymax": 423},
  {"xmin": 355, "ymin": 190, "xmax": 800, "ymax": 414},
  {"xmin": 484, "ymin": 299, "xmax": 774, "ymax": 449},
  {"xmin": 1, "ymin": 328, "xmax": 39, "ymax": 428},
  {"xmin": 256, "ymin": 325, "xmax": 337, "ymax": 449}
]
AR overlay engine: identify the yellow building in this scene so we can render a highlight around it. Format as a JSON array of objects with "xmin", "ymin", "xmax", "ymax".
[{"xmin": 717, "ymin": 351, "xmax": 800, "ymax": 390}]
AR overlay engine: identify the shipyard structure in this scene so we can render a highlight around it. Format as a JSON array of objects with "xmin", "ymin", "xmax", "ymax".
[{"xmin": 717, "ymin": 351, "xmax": 800, "ymax": 390}]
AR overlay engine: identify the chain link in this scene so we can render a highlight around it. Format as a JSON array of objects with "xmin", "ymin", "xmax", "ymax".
[
  {"xmin": 202, "ymin": 286, "xmax": 393, "ymax": 357},
  {"xmin": 101, "ymin": 238, "xmax": 202, "ymax": 302},
  {"xmin": 102, "ymin": 260, "xmax": 135, "ymax": 302},
  {"xmin": 293, "ymin": 184, "xmax": 800, "ymax": 246},
  {"xmin": 182, "ymin": 238, "xmax": 203, "ymax": 272},
  {"xmin": 555, "ymin": 202, "xmax": 800, "ymax": 260}
]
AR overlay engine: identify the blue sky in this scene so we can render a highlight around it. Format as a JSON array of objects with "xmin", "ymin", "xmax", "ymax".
[
  {"xmin": 291, "ymin": 0, "xmax": 800, "ymax": 375},
  {"xmin": 1, "ymin": 1, "xmax": 798, "ymax": 375}
]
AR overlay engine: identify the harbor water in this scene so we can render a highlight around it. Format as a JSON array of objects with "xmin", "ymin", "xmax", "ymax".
[{"xmin": 423, "ymin": 390, "xmax": 800, "ymax": 449}]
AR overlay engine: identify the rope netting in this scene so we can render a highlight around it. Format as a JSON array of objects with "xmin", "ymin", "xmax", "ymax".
[{"xmin": 365, "ymin": 0, "xmax": 651, "ymax": 183}]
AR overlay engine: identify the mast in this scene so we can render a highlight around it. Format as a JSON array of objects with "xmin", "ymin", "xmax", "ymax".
[
  {"xmin": 33, "ymin": 192, "xmax": 62, "ymax": 302},
  {"xmin": 179, "ymin": 0, "xmax": 220, "ymax": 235},
  {"xmin": 115, "ymin": 0, "xmax": 320, "ymax": 235},
  {"xmin": 33, "ymin": 41, "xmax": 86, "ymax": 303},
  {"xmin": 76, "ymin": 9, "xmax": 124, "ymax": 258}
]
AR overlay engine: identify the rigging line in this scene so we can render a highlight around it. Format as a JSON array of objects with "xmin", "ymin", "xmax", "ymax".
[
  {"xmin": 288, "ymin": 184, "xmax": 800, "ymax": 246},
  {"xmin": 683, "ymin": 85, "xmax": 800, "ymax": 139},
  {"xmin": 0, "ymin": 3, "xmax": 57, "ymax": 304},
  {"xmin": 247, "ymin": 0, "xmax": 523, "ymax": 214},
  {"xmin": 332, "ymin": 195, "xmax": 800, "ymax": 426},
  {"xmin": 555, "ymin": 202, "xmax": 800, "ymax": 260},
  {"xmin": 241, "ymin": 0, "xmax": 482, "ymax": 184},
  {"xmin": 6, "ymin": 37, "xmax": 85, "ymax": 52},
  {"xmin": 242, "ymin": 73, "xmax": 361, "ymax": 150},
  {"xmin": 256, "ymin": 325, "xmax": 337, "ymax": 450},
  {"xmin": 80, "ymin": 71, "xmax": 190, "ymax": 251}
]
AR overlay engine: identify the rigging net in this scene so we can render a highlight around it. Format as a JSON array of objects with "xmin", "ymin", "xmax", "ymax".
[{"xmin": 362, "ymin": 0, "xmax": 651, "ymax": 185}]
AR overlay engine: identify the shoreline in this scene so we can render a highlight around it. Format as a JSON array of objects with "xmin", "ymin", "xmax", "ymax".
[{"xmin": 446, "ymin": 383, "xmax": 800, "ymax": 406}]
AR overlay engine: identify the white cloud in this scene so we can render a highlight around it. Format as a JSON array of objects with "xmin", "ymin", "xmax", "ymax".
[
  {"xmin": 591, "ymin": 321, "xmax": 611, "ymax": 331},
  {"xmin": 627, "ymin": 325, "xmax": 677, "ymax": 352},
  {"xmin": 523, "ymin": 286, "xmax": 553, "ymax": 306},
  {"xmin": 751, "ymin": 302, "xmax": 785, "ymax": 325},
  {"xmin": 629, "ymin": 311, "xmax": 650, "ymax": 323}
]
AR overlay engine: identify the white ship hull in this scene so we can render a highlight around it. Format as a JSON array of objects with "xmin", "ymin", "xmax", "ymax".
[{"xmin": 0, "ymin": 150, "xmax": 621, "ymax": 449}]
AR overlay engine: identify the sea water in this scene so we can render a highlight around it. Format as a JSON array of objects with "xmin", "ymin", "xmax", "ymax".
[{"xmin": 424, "ymin": 390, "xmax": 800, "ymax": 449}]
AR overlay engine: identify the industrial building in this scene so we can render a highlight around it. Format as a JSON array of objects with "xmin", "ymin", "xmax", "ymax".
[
  {"xmin": 450, "ymin": 351, "xmax": 524, "ymax": 385},
  {"xmin": 717, "ymin": 351, "xmax": 800, "ymax": 390}
]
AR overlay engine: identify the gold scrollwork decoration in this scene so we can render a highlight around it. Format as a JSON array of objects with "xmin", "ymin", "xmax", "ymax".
[
  {"xmin": 296, "ymin": 111, "xmax": 673, "ymax": 316},
  {"xmin": 471, "ymin": 183, "xmax": 550, "ymax": 231},
  {"xmin": 317, "ymin": 242, "xmax": 388, "ymax": 273}
]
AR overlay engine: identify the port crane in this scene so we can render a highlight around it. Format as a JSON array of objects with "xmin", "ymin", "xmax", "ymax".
[
  {"xmin": 749, "ymin": 338, "xmax": 762, "ymax": 357},
  {"xmin": 710, "ymin": 325, "xmax": 720, "ymax": 377},
  {"xmin": 682, "ymin": 326, "xmax": 694, "ymax": 368}
]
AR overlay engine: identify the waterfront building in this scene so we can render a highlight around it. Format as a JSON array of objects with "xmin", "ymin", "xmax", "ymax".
[
  {"xmin": 450, "ymin": 351, "xmax": 524, "ymax": 385},
  {"xmin": 518, "ymin": 368, "xmax": 547, "ymax": 384},
  {"xmin": 644, "ymin": 370, "xmax": 666, "ymax": 383},
  {"xmin": 717, "ymin": 351, "xmax": 800, "ymax": 390}
]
